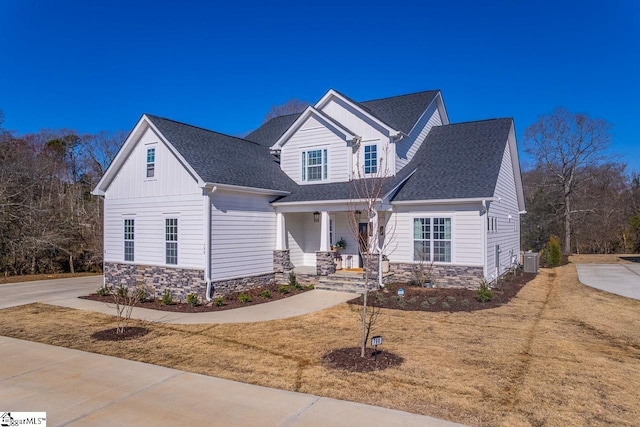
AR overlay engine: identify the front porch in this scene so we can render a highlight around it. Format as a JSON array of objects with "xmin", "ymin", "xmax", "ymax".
[{"xmin": 285, "ymin": 266, "xmax": 393, "ymax": 293}]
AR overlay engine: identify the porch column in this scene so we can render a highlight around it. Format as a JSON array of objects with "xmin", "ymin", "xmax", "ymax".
[
  {"xmin": 275, "ymin": 212, "xmax": 287, "ymax": 250},
  {"xmin": 319, "ymin": 211, "xmax": 330, "ymax": 251}
]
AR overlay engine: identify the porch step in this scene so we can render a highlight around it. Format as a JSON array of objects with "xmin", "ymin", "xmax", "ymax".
[{"xmin": 315, "ymin": 280, "xmax": 366, "ymax": 294}]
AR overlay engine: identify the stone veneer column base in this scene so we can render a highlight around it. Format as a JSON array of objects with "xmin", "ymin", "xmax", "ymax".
[
  {"xmin": 388, "ymin": 263, "xmax": 484, "ymax": 288},
  {"xmin": 316, "ymin": 251, "xmax": 336, "ymax": 276},
  {"xmin": 362, "ymin": 253, "xmax": 380, "ymax": 281},
  {"xmin": 104, "ymin": 262, "xmax": 206, "ymax": 301},
  {"xmin": 273, "ymin": 250, "xmax": 292, "ymax": 273}
]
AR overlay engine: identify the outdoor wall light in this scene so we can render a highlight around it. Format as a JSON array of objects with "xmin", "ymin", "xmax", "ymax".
[
  {"xmin": 355, "ymin": 210, "xmax": 362, "ymax": 220},
  {"xmin": 313, "ymin": 211, "xmax": 320, "ymax": 223}
]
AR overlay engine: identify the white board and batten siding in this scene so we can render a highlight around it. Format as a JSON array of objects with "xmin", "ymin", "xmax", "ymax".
[
  {"xmin": 388, "ymin": 205, "xmax": 484, "ymax": 267},
  {"xmin": 103, "ymin": 126, "xmax": 205, "ymax": 269},
  {"xmin": 395, "ymin": 100, "xmax": 443, "ymax": 172},
  {"xmin": 280, "ymin": 116, "xmax": 350, "ymax": 184},
  {"xmin": 209, "ymin": 190, "xmax": 277, "ymax": 281},
  {"xmin": 486, "ymin": 140, "xmax": 521, "ymax": 279}
]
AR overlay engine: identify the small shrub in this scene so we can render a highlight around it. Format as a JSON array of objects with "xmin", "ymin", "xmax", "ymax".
[
  {"xmin": 97, "ymin": 286, "xmax": 110, "ymax": 296},
  {"xmin": 420, "ymin": 300, "xmax": 431, "ymax": 309},
  {"xmin": 116, "ymin": 285, "xmax": 128, "ymax": 298},
  {"xmin": 441, "ymin": 301, "xmax": 450, "ymax": 309},
  {"xmin": 238, "ymin": 293, "xmax": 252, "ymax": 303},
  {"xmin": 288, "ymin": 272, "xmax": 302, "ymax": 289},
  {"xmin": 374, "ymin": 293, "xmax": 386, "ymax": 304},
  {"xmin": 445, "ymin": 295, "xmax": 456, "ymax": 303},
  {"xmin": 428, "ymin": 297, "xmax": 438, "ymax": 305},
  {"xmin": 186, "ymin": 293, "xmax": 198, "ymax": 307},
  {"xmin": 136, "ymin": 286, "xmax": 150, "ymax": 303},
  {"xmin": 477, "ymin": 280, "xmax": 493, "ymax": 302},
  {"xmin": 161, "ymin": 289, "xmax": 173, "ymax": 305},
  {"xmin": 260, "ymin": 289, "xmax": 272, "ymax": 299},
  {"xmin": 547, "ymin": 235, "xmax": 562, "ymax": 267},
  {"xmin": 303, "ymin": 284, "xmax": 314, "ymax": 290},
  {"xmin": 392, "ymin": 295, "xmax": 402, "ymax": 302},
  {"xmin": 408, "ymin": 297, "xmax": 418, "ymax": 304},
  {"xmin": 213, "ymin": 296, "xmax": 225, "ymax": 306},
  {"xmin": 278, "ymin": 284, "xmax": 290, "ymax": 294},
  {"xmin": 461, "ymin": 299, "xmax": 470, "ymax": 307}
]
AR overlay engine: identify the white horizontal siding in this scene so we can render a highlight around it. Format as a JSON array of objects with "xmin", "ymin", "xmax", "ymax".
[
  {"xmin": 106, "ymin": 127, "xmax": 201, "ymax": 199},
  {"xmin": 280, "ymin": 115, "xmax": 350, "ymax": 184},
  {"xmin": 486, "ymin": 140, "xmax": 521, "ymax": 278},
  {"xmin": 104, "ymin": 194, "xmax": 205, "ymax": 269},
  {"xmin": 388, "ymin": 205, "xmax": 483, "ymax": 266},
  {"xmin": 210, "ymin": 190, "xmax": 276, "ymax": 281},
  {"xmin": 396, "ymin": 100, "xmax": 442, "ymax": 172}
]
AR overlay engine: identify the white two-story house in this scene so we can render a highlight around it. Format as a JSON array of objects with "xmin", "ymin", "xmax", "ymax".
[{"xmin": 93, "ymin": 88, "xmax": 525, "ymax": 300}]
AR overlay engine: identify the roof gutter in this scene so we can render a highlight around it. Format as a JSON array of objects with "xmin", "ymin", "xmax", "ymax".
[
  {"xmin": 392, "ymin": 197, "xmax": 495, "ymax": 206},
  {"xmin": 202, "ymin": 182, "xmax": 290, "ymax": 196},
  {"xmin": 271, "ymin": 198, "xmax": 382, "ymax": 207}
]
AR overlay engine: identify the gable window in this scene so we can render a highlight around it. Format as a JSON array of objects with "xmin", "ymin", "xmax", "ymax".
[
  {"xmin": 124, "ymin": 219, "xmax": 134, "ymax": 262},
  {"xmin": 146, "ymin": 148, "xmax": 156, "ymax": 178},
  {"xmin": 413, "ymin": 217, "xmax": 451, "ymax": 262},
  {"xmin": 364, "ymin": 144, "xmax": 377, "ymax": 174},
  {"xmin": 301, "ymin": 149, "xmax": 328, "ymax": 181},
  {"xmin": 165, "ymin": 218, "xmax": 178, "ymax": 265}
]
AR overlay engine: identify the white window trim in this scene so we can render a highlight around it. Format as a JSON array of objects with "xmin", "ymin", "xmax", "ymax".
[
  {"xmin": 363, "ymin": 143, "xmax": 378, "ymax": 176},
  {"xmin": 145, "ymin": 145, "xmax": 157, "ymax": 181},
  {"xmin": 123, "ymin": 218, "xmax": 135, "ymax": 263},
  {"xmin": 165, "ymin": 217, "xmax": 178, "ymax": 266},
  {"xmin": 411, "ymin": 215, "xmax": 454, "ymax": 264},
  {"xmin": 301, "ymin": 148, "xmax": 328, "ymax": 182}
]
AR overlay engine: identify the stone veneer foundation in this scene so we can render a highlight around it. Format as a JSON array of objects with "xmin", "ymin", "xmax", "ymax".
[
  {"xmin": 273, "ymin": 250, "xmax": 292, "ymax": 273},
  {"xmin": 105, "ymin": 263, "xmax": 277, "ymax": 300},
  {"xmin": 104, "ymin": 262, "xmax": 206, "ymax": 301},
  {"xmin": 388, "ymin": 263, "xmax": 484, "ymax": 288}
]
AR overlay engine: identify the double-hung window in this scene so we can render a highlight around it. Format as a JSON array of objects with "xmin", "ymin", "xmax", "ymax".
[
  {"xmin": 364, "ymin": 144, "xmax": 377, "ymax": 174},
  {"xmin": 413, "ymin": 217, "xmax": 451, "ymax": 262},
  {"xmin": 146, "ymin": 148, "xmax": 155, "ymax": 178},
  {"xmin": 165, "ymin": 218, "xmax": 178, "ymax": 265},
  {"xmin": 301, "ymin": 149, "xmax": 328, "ymax": 182},
  {"xmin": 124, "ymin": 219, "xmax": 134, "ymax": 262}
]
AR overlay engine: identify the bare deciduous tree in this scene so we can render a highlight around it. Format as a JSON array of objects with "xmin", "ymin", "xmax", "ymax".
[
  {"xmin": 524, "ymin": 108, "xmax": 613, "ymax": 254},
  {"xmin": 263, "ymin": 98, "xmax": 310, "ymax": 123},
  {"xmin": 347, "ymin": 144, "xmax": 396, "ymax": 357}
]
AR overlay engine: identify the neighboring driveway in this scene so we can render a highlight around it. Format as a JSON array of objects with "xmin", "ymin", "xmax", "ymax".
[
  {"xmin": 0, "ymin": 276, "xmax": 103, "ymax": 309},
  {"xmin": 576, "ymin": 264, "xmax": 640, "ymax": 300}
]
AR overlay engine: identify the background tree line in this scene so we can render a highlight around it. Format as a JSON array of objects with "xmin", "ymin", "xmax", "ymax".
[
  {"xmin": 0, "ymin": 109, "xmax": 123, "ymax": 275},
  {"xmin": 521, "ymin": 108, "xmax": 640, "ymax": 255}
]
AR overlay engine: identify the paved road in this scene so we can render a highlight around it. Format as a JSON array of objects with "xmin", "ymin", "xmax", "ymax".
[
  {"xmin": 576, "ymin": 263, "xmax": 640, "ymax": 300},
  {"xmin": 0, "ymin": 277, "xmax": 464, "ymax": 426}
]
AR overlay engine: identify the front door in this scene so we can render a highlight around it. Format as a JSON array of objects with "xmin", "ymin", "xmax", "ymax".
[{"xmin": 358, "ymin": 222, "xmax": 369, "ymax": 268}]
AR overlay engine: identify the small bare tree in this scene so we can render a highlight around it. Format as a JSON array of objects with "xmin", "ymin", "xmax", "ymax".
[
  {"xmin": 347, "ymin": 144, "xmax": 396, "ymax": 357},
  {"xmin": 105, "ymin": 282, "xmax": 148, "ymax": 334}
]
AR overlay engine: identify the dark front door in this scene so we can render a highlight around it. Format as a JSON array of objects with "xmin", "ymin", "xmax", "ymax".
[{"xmin": 358, "ymin": 222, "xmax": 369, "ymax": 268}]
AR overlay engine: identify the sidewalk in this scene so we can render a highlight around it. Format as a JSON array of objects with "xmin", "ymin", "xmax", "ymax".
[{"xmin": 0, "ymin": 336, "xmax": 465, "ymax": 427}]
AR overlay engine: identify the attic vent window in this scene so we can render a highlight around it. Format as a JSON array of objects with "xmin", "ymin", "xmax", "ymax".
[{"xmin": 146, "ymin": 148, "xmax": 156, "ymax": 178}]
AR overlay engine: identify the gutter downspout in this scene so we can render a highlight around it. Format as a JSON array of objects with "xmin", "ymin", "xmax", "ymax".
[
  {"xmin": 482, "ymin": 199, "xmax": 488, "ymax": 281},
  {"xmin": 204, "ymin": 186, "xmax": 217, "ymax": 301}
]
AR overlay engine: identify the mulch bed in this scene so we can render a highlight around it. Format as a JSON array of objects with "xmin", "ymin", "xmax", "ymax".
[
  {"xmin": 91, "ymin": 326, "xmax": 149, "ymax": 341},
  {"xmin": 348, "ymin": 272, "xmax": 536, "ymax": 312},
  {"xmin": 323, "ymin": 347, "xmax": 404, "ymax": 372},
  {"xmin": 80, "ymin": 283, "xmax": 312, "ymax": 313}
]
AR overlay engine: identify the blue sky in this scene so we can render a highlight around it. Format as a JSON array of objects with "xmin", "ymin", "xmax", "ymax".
[{"xmin": 1, "ymin": 0, "xmax": 638, "ymax": 171}]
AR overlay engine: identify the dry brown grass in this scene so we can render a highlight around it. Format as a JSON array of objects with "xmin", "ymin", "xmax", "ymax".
[
  {"xmin": 568, "ymin": 253, "xmax": 638, "ymax": 264},
  {"xmin": 1, "ymin": 264, "xmax": 639, "ymax": 426}
]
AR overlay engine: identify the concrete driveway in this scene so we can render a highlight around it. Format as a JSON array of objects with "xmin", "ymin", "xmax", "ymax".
[
  {"xmin": 0, "ymin": 276, "xmax": 103, "ymax": 309},
  {"xmin": 576, "ymin": 264, "xmax": 640, "ymax": 300}
]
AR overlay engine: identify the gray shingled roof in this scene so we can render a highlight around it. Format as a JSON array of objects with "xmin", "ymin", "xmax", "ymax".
[
  {"xmin": 358, "ymin": 90, "xmax": 440, "ymax": 134},
  {"xmin": 392, "ymin": 118, "xmax": 513, "ymax": 201},
  {"xmin": 244, "ymin": 113, "xmax": 301, "ymax": 147},
  {"xmin": 146, "ymin": 115, "xmax": 296, "ymax": 192}
]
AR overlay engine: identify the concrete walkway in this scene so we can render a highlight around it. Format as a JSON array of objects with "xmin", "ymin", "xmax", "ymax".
[
  {"xmin": 0, "ymin": 336, "xmax": 464, "ymax": 427},
  {"xmin": 576, "ymin": 263, "xmax": 640, "ymax": 300}
]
